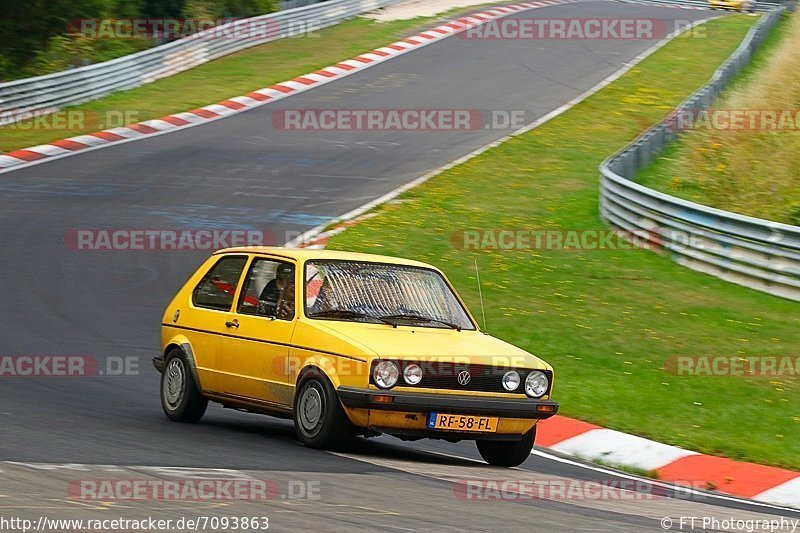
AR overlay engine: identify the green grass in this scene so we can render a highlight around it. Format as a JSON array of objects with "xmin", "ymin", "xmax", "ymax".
[
  {"xmin": 326, "ymin": 15, "xmax": 800, "ymax": 470},
  {"xmin": 636, "ymin": 12, "xmax": 800, "ymax": 225},
  {"xmin": 0, "ymin": 9, "xmax": 486, "ymax": 153}
]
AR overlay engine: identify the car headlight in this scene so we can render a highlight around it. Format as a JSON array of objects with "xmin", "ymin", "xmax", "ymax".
[
  {"xmin": 374, "ymin": 360, "xmax": 399, "ymax": 389},
  {"xmin": 524, "ymin": 371, "xmax": 549, "ymax": 398},
  {"xmin": 502, "ymin": 370, "xmax": 520, "ymax": 391},
  {"xmin": 403, "ymin": 363, "xmax": 423, "ymax": 385}
]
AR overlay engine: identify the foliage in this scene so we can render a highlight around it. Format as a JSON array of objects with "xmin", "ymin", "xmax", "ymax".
[{"xmin": 0, "ymin": 0, "xmax": 279, "ymax": 80}]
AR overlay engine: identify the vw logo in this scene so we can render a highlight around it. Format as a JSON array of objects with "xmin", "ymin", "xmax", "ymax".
[{"xmin": 457, "ymin": 371, "xmax": 471, "ymax": 386}]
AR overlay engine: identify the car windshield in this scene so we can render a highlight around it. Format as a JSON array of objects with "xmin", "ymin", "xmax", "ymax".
[{"xmin": 304, "ymin": 260, "xmax": 475, "ymax": 330}]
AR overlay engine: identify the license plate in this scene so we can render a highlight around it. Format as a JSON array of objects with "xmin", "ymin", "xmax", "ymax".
[{"xmin": 427, "ymin": 412, "xmax": 498, "ymax": 433}]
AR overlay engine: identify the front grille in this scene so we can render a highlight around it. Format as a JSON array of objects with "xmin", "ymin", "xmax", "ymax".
[{"xmin": 370, "ymin": 361, "xmax": 552, "ymax": 396}]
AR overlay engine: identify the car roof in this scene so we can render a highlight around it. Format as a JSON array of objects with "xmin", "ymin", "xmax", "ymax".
[{"xmin": 213, "ymin": 246, "xmax": 438, "ymax": 270}]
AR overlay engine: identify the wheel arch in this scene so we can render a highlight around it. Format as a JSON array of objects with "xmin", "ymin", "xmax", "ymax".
[
  {"xmin": 163, "ymin": 339, "xmax": 204, "ymax": 393},
  {"xmin": 296, "ymin": 363, "xmax": 335, "ymax": 387},
  {"xmin": 295, "ymin": 362, "xmax": 367, "ymax": 428}
]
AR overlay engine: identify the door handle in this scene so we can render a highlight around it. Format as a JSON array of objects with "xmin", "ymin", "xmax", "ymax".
[{"xmin": 225, "ymin": 320, "xmax": 239, "ymax": 329}]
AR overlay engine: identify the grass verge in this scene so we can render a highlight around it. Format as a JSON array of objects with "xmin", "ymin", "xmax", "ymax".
[
  {"xmin": 0, "ymin": 7, "xmax": 491, "ymax": 153},
  {"xmin": 327, "ymin": 15, "xmax": 800, "ymax": 470},
  {"xmin": 636, "ymin": 12, "xmax": 800, "ymax": 225}
]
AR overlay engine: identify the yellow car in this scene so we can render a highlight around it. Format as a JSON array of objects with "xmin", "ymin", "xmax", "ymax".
[
  {"xmin": 708, "ymin": 0, "xmax": 756, "ymax": 12},
  {"xmin": 155, "ymin": 247, "xmax": 558, "ymax": 466}
]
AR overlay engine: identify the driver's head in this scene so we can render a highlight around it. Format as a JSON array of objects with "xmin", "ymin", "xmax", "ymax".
[{"xmin": 276, "ymin": 263, "xmax": 293, "ymax": 287}]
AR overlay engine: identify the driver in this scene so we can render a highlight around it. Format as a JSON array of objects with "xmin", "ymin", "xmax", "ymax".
[{"xmin": 258, "ymin": 263, "xmax": 295, "ymax": 319}]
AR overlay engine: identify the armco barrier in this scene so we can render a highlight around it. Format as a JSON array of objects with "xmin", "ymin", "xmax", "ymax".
[
  {"xmin": 0, "ymin": 0, "xmax": 400, "ymax": 126},
  {"xmin": 599, "ymin": 8, "xmax": 800, "ymax": 302}
]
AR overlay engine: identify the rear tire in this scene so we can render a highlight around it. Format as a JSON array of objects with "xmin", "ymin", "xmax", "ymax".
[
  {"xmin": 476, "ymin": 427, "xmax": 536, "ymax": 467},
  {"xmin": 293, "ymin": 373, "xmax": 352, "ymax": 450},
  {"xmin": 161, "ymin": 348, "xmax": 208, "ymax": 423}
]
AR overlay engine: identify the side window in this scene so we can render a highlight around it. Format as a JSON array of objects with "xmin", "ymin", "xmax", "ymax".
[
  {"xmin": 238, "ymin": 259, "xmax": 296, "ymax": 320},
  {"xmin": 192, "ymin": 255, "xmax": 248, "ymax": 311}
]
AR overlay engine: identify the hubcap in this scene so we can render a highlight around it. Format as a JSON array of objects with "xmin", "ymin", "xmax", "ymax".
[
  {"xmin": 163, "ymin": 358, "xmax": 186, "ymax": 410},
  {"xmin": 298, "ymin": 384, "xmax": 324, "ymax": 436}
]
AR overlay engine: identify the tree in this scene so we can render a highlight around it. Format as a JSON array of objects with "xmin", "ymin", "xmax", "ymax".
[{"xmin": 0, "ymin": 0, "xmax": 278, "ymax": 79}]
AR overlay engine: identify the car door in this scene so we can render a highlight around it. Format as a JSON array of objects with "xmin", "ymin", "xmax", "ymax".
[
  {"xmin": 183, "ymin": 254, "xmax": 249, "ymax": 393},
  {"xmin": 218, "ymin": 256, "xmax": 297, "ymax": 406}
]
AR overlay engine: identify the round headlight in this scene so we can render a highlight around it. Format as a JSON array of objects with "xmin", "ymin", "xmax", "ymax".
[
  {"xmin": 403, "ymin": 363, "xmax": 423, "ymax": 385},
  {"xmin": 502, "ymin": 370, "xmax": 521, "ymax": 391},
  {"xmin": 524, "ymin": 371, "xmax": 549, "ymax": 398},
  {"xmin": 373, "ymin": 360, "xmax": 399, "ymax": 389}
]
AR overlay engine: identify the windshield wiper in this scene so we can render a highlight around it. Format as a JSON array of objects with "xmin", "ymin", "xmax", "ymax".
[
  {"xmin": 309, "ymin": 309, "xmax": 462, "ymax": 331},
  {"xmin": 379, "ymin": 313, "xmax": 462, "ymax": 331},
  {"xmin": 308, "ymin": 309, "xmax": 392, "ymax": 325}
]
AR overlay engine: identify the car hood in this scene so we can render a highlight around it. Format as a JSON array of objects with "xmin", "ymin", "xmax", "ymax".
[{"xmin": 310, "ymin": 320, "xmax": 552, "ymax": 370}]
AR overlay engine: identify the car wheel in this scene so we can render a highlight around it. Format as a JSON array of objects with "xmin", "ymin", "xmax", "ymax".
[
  {"xmin": 161, "ymin": 348, "xmax": 208, "ymax": 423},
  {"xmin": 294, "ymin": 374, "xmax": 352, "ymax": 450},
  {"xmin": 476, "ymin": 427, "xmax": 536, "ymax": 467}
]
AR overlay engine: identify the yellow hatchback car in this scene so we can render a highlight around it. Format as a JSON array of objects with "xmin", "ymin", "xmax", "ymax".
[
  {"xmin": 708, "ymin": 0, "xmax": 756, "ymax": 12},
  {"xmin": 155, "ymin": 248, "xmax": 558, "ymax": 466}
]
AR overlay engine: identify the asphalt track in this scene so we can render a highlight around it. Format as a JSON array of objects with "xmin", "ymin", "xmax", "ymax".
[{"xmin": 1, "ymin": 1, "xmax": 798, "ymax": 530}]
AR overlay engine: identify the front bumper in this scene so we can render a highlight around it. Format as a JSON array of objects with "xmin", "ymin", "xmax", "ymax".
[{"xmin": 337, "ymin": 386, "xmax": 559, "ymax": 419}]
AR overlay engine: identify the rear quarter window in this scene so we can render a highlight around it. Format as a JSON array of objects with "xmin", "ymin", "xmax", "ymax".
[{"xmin": 192, "ymin": 255, "xmax": 248, "ymax": 311}]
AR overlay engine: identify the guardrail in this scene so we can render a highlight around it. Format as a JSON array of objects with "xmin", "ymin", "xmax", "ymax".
[
  {"xmin": 0, "ymin": 0, "xmax": 400, "ymax": 126},
  {"xmin": 280, "ymin": 0, "xmax": 332, "ymax": 9},
  {"xmin": 599, "ymin": 7, "xmax": 800, "ymax": 302}
]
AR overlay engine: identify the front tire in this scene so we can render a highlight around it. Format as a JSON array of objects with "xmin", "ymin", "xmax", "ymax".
[
  {"xmin": 293, "ymin": 374, "xmax": 352, "ymax": 450},
  {"xmin": 161, "ymin": 349, "xmax": 208, "ymax": 423},
  {"xmin": 476, "ymin": 427, "xmax": 536, "ymax": 467}
]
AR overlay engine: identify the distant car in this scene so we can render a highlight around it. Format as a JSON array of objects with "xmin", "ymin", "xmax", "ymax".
[
  {"xmin": 155, "ymin": 247, "xmax": 558, "ymax": 467},
  {"xmin": 708, "ymin": 0, "xmax": 756, "ymax": 12}
]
